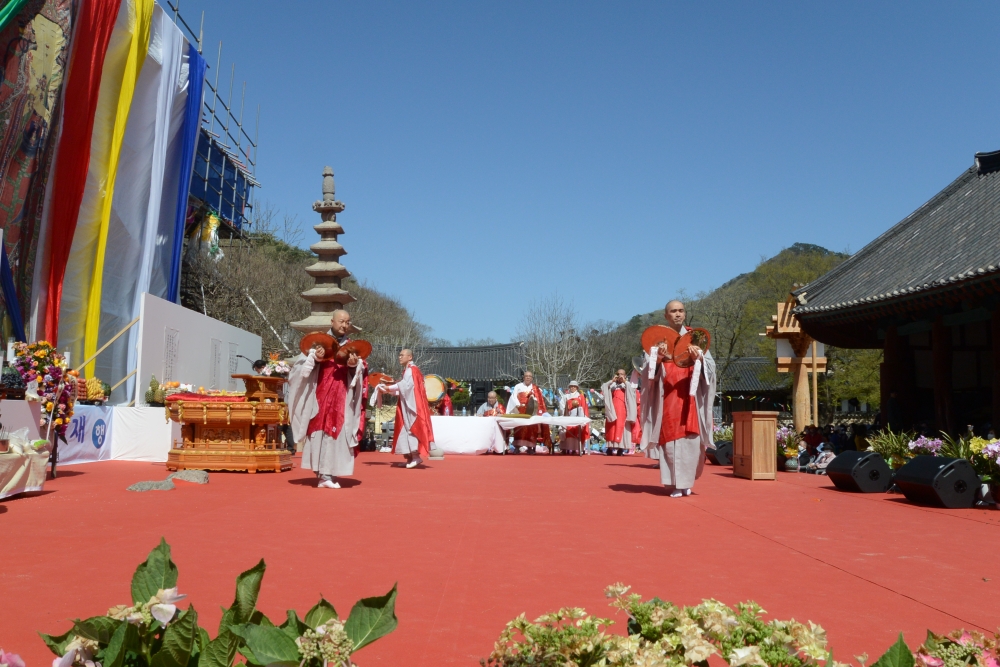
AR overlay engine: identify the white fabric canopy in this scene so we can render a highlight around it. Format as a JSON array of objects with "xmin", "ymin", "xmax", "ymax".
[
  {"xmin": 99, "ymin": 6, "xmax": 189, "ymax": 403},
  {"xmin": 430, "ymin": 416, "xmax": 505, "ymax": 455}
]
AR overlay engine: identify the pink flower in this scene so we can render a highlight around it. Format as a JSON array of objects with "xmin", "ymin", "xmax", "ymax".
[
  {"xmin": 981, "ymin": 652, "xmax": 1000, "ymax": 667},
  {"xmin": 0, "ymin": 650, "xmax": 26, "ymax": 667},
  {"xmin": 918, "ymin": 654, "xmax": 944, "ymax": 667}
]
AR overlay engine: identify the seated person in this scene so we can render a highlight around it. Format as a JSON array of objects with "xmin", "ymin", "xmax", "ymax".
[
  {"xmin": 802, "ymin": 443, "xmax": 836, "ymax": 474},
  {"xmin": 476, "ymin": 391, "xmax": 505, "ymax": 416}
]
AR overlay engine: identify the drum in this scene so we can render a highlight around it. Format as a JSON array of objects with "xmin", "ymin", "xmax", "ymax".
[
  {"xmin": 424, "ymin": 374, "xmax": 447, "ymax": 403},
  {"xmin": 672, "ymin": 328, "xmax": 711, "ymax": 368}
]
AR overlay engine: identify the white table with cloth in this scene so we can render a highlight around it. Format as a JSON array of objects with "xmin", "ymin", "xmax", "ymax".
[
  {"xmin": 430, "ymin": 416, "xmax": 506, "ymax": 455},
  {"xmin": 0, "ymin": 449, "xmax": 48, "ymax": 500},
  {"xmin": 428, "ymin": 415, "xmax": 593, "ymax": 455}
]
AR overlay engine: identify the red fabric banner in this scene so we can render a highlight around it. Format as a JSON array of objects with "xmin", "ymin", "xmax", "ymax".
[{"xmin": 42, "ymin": 0, "xmax": 120, "ymax": 343}]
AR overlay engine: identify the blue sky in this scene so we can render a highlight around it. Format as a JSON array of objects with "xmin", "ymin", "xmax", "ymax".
[{"xmin": 177, "ymin": 1, "xmax": 1000, "ymax": 342}]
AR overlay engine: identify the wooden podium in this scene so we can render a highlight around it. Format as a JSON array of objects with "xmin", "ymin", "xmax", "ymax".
[{"xmin": 733, "ymin": 411, "xmax": 778, "ymax": 480}]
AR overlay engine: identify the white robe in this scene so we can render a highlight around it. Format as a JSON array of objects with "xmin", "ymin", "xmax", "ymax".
[
  {"xmin": 380, "ymin": 363, "xmax": 428, "ymax": 455},
  {"xmin": 638, "ymin": 326, "xmax": 717, "ymax": 488},
  {"xmin": 287, "ymin": 350, "xmax": 365, "ymax": 478}
]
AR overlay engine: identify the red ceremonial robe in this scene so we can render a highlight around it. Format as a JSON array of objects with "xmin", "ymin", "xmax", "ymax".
[
  {"xmin": 564, "ymin": 392, "xmax": 590, "ymax": 441},
  {"xmin": 605, "ymin": 387, "xmax": 627, "ymax": 443},
  {"xmin": 513, "ymin": 384, "xmax": 550, "ymax": 444},
  {"xmin": 392, "ymin": 363, "xmax": 435, "ymax": 458},
  {"xmin": 658, "ymin": 362, "xmax": 700, "ymax": 444},
  {"xmin": 306, "ymin": 359, "xmax": 354, "ymax": 439},
  {"xmin": 630, "ymin": 389, "xmax": 643, "ymax": 444},
  {"xmin": 435, "ymin": 393, "xmax": 453, "ymax": 416}
]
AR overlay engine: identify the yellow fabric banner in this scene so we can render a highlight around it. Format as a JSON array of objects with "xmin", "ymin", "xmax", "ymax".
[{"xmin": 58, "ymin": 0, "xmax": 152, "ymax": 376}]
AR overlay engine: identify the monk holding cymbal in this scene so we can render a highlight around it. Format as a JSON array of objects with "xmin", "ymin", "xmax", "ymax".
[{"xmin": 638, "ymin": 300, "xmax": 717, "ymax": 498}]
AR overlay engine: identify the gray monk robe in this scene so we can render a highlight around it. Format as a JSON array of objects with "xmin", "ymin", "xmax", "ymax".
[
  {"xmin": 638, "ymin": 327, "xmax": 716, "ymax": 489},
  {"xmin": 601, "ymin": 379, "xmax": 637, "ymax": 448},
  {"xmin": 287, "ymin": 349, "xmax": 366, "ymax": 479}
]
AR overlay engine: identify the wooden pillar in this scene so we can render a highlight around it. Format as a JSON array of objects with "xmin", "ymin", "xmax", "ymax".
[
  {"xmin": 792, "ymin": 360, "xmax": 809, "ymax": 432},
  {"xmin": 882, "ymin": 326, "xmax": 900, "ymax": 430},
  {"xmin": 932, "ymin": 317, "xmax": 953, "ymax": 434},
  {"xmin": 993, "ymin": 309, "xmax": 1000, "ymax": 432}
]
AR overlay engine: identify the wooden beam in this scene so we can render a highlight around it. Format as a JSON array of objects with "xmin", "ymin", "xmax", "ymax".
[
  {"xmin": 932, "ymin": 316, "xmax": 953, "ymax": 434},
  {"xmin": 993, "ymin": 308, "xmax": 1000, "ymax": 433}
]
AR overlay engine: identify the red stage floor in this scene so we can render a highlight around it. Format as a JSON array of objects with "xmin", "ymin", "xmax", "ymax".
[{"xmin": 3, "ymin": 453, "xmax": 1000, "ymax": 666}]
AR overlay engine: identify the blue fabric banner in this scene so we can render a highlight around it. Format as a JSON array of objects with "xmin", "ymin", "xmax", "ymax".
[
  {"xmin": 168, "ymin": 42, "xmax": 206, "ymax": 303},
  {"xmin": 1, "ymin": 243, "xmax": 26, "ymax": 341}
]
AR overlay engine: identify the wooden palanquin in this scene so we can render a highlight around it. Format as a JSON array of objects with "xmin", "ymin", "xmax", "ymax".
[{"xmin": 165, "ymin": 376, "xmax": 291, "ymax": 473}]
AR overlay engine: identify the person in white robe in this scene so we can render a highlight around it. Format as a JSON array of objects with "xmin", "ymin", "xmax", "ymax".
[
  {"xmin": 506, "ymin": 371, "xmax": 551, "ymax": 453},
  {"xmin": 376, "ymin": 348, "xmax": 435, "ymax": 469},
  {"xmin": 287, "ymin": 310, "xmax": 366, "ymax": 489},
  {"xmin": 558, "ymin": 380, "xmax": 589, "ymax": 454},
  {"xmin": 638, "ymin": 300, "xmax": 717, "ymax": 497},
  {"xmin": 601, "ymin": 369, "xmax": 637, "ymax": 456}
]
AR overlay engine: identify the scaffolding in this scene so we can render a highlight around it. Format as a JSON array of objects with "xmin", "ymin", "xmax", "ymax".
[{"xmin": 165, "ymin": 0, "xmax": 260, "ymax": 238}]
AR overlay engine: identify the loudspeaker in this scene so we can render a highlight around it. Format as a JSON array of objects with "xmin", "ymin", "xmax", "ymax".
[
  {"xmin": 894, "ymin": 456, "xmax": 979, "ymax": 508},
  {"xmin": 707, "ymin": 440, "xmax": 732, "ymax": 466},
  {"xmin": 826, "ymin": 451, "xmax": 893, "ymax": 493}
]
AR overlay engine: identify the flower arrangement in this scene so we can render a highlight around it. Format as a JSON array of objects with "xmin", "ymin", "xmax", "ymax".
[
  {"xmin": 714, "ymin": 424, "xmax": 734, "ymax": 442},
  {"xmin": 908, "ymin": 435, "xmax": 943, "ymax": 456},
  {"xmin": 866, "ymin": 429, "xmax": 915, "ymax": 468},
  {"xmin": 42, "ymin": 538, "xmax": 398, "ymax": 667},
  {"xmin": 261, "ymin": 352, "xmax": 291, "ymax": 377},
  {"xmin": 915, "ymin": 629, "xmax": 999, "ymax": 667},
  {"xmin": 776, "ymin": 426, "xmax": 800, "ymax": 456},
  {"xmin": 484, "ymin": 584, "xmax": 1000, "ymax": 667},
  {"xmin": 11, "ymin": 340, "xmax": 76, "ymax": 437},
  {"xmin": 483, "ymin": 584, "xmax": 846, "ymax": 667}
]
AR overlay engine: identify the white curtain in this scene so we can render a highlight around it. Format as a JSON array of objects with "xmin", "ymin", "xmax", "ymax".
[{"xmin": 96, "ymin": 5, "xmax": 189, "ymax": 403}]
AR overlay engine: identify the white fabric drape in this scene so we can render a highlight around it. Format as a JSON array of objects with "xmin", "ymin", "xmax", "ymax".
[{"xmin": 95, "ymin": 6, "xmax": 189, "ymax": 403}]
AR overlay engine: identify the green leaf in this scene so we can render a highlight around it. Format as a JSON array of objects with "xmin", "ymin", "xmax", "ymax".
[
  {"xmin": 132, "ymin": 538, "xmax": 180, "ymax": 606},
  {"xmin": 151, "ymin": 606, "xmax": 200, "ymax": 667},
  {"xmin": 197, "ymin": 632, "xmax": 238, "ymax": 667},
  {"xmin": 229, "ymin": 624, "xmax": 300, "ymax": 666},
  {"xmin": 249, "ymin": 610, "xmax": 274, "ymax": 627},
  {"xmin": 198, "ymin": 609, "xmax": 239, "ymax": 667},
  {"xmin": 73, "ymin": 616, "xmax": 123, "ymax": 644},
  {"xmin": 230, "ymin": 559, "xmax": 266, "ymax": 625},
  {"xmin": 39, "ymin": 628, "xmax": 75, "ymax": 656},
  {"xmin": 872, "ymin": 634, "xmax": 914, "ymax": 667},
  {"xmin": 102, "ymin": 620, "xmax": 141, "ymax": 667},
  {"xmin": 278, "ymin": 611, "xmax": 307, "ymax": 641},
  {"xmin": 344, "ymin": 584, "xmax": 398, "ymax": 652},
  {"xmin": 304, "ymin": 597, "xmax": 337, "ymax": 629}
]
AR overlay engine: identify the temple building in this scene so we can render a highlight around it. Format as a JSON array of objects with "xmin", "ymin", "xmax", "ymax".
[{"xmin": 792, "ymin": 150, "xmax": 1000, "ymax": 434}]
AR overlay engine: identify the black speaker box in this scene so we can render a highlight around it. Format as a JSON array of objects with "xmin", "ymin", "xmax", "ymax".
[
  {"xmin": 707, "ymin": 440, "xmax": 732, "ymax": 466},
  {"xmin": 827, "ymin": 451, "xmax": 893, "ymax": 493},
  {"xmin": 894, "ymin": 456, "xmax": 979, "ymax": 508}
]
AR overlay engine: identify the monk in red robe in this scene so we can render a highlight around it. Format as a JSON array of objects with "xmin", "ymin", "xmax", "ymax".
[
  {"xmin": 601, "ymin": 368, "xmax": 637, "ymax": 455},
  {"xmin": 639, "ymin": 300, "xmax": 717, "ymax": 497},
  {"xmin": 377, "ymin": 348, "xmax": 435, "ymax": 468},
  {"xmin": 287, "ymin": 310, "xmax": 368, "ymax": 489},
  {"xmin": 507, "ymin": 371, "xmax": 550, "ymax": 453}
]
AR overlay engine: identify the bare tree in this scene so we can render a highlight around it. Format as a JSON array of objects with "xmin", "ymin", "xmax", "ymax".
[{"xmin": 514, "ymin": 295, "xmax": 599, "ymax": 389}]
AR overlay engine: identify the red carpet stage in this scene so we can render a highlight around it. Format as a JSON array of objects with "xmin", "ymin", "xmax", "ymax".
[{"xmin": 3, "ymin": 453, "xmax": 999, "ymax": 666}]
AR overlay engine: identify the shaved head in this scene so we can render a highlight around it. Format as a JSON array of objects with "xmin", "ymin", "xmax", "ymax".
[
  {"xmin": 664, "ymin": 300, "xmax": 686, "ymax": 330},
  {"xmin": 399, "ymin": 348, "xmax": 413, "ymax": 366}
]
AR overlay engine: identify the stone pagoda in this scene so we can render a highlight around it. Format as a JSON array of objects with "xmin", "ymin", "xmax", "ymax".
[{"xmin": 291, "ymin": 166, "xmax": 355, "ymax": 334}]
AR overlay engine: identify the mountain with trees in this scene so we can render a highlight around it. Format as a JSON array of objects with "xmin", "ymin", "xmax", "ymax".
[{"xmin": 513, "ymin": 242, "xmax": 881, "ymax": 420}]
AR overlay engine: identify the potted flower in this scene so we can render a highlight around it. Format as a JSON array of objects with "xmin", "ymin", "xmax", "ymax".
[{"xmin": 776, "ymin": 425, "xmax": 800, "ymax": 471}]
